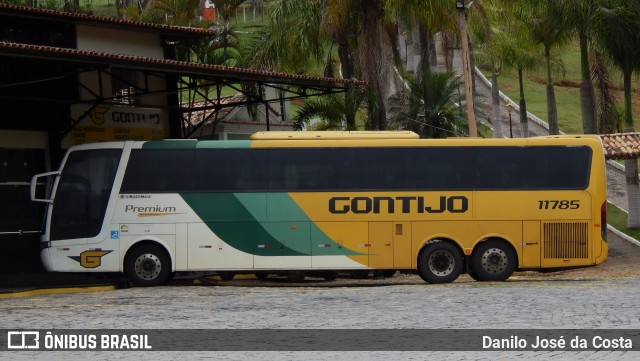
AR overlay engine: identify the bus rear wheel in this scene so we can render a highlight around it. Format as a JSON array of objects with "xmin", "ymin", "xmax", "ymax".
[
  {"xmin": 471, "ymin": 240, "xmax": 516, "ymax": 281},
  {"xmin": 218, "ymin": 271, "xmax": 235, "ymax": 281},
  {"xmin": 125, "ymin": 245, "xmax": 171, "ymax": 287},
  {"xmin": 417, "ymin": 242, "xmax": 463, "ymax": 284},
  {"xmin": 287, "ymin": 271, "xmax": 305, "ymax": 283}
]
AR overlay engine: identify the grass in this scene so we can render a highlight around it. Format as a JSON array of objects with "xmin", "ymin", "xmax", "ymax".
[
  {"xmin": 607, "ymin": 202, "xmax": 640, "ymax": 240},
  {"xmin": 495, "ymin": 41, "xmax": 640, "ymax": 133},
  {"xmin": 496, "ymin": 74, "xmax": 584, "ymax": 134}
]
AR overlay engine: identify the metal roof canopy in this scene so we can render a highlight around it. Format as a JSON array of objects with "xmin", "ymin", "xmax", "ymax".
[
  {"xmin": 0, "ymin": 41, "xmax": 365, "ymax": 139},
  {"xmin": 0, "ymin": 4, "xmax": 366, "ymax": 139}
]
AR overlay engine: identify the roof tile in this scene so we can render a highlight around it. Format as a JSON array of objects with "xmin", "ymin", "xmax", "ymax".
[{"xmin": 600, "ymin": 133, "xmax": 640, "ymax": 160}]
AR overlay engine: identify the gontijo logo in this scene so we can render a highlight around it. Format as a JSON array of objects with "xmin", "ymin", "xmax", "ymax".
[
  {"xmin": 68, "ymin": 250, "xmax": 113, "ymax": 269},
  {"xmin": 329, "ymin": 195, "xmax": 469, "ymax": 214}
]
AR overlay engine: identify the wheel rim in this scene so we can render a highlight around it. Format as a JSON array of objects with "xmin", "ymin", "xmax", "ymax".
[
  {"xmin": 480, "ymin": 247, "xmax": 508, "ymax": 274},
  {"xmin": 134, "ymin": 253, "xmax": 162, "ymax": 280},
  {"xmin": 428, "ymin": 250, "xmax": 455, "ymax": 276}
]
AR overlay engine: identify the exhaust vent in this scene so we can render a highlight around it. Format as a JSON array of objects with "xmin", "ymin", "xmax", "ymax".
[{"xmin": 543, "ymin": 222, "xmax": 589, "ymax": 259}]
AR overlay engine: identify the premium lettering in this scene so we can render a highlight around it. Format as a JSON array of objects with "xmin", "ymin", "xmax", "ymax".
[{"xmin": 124, "ymin": 205, "xmax": 176, "ymax": 213}]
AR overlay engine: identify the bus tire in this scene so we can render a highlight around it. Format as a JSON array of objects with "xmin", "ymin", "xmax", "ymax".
[
  {"xmin": 125, "ymin": 244, "xmax": 171, "ymax": 287},
  {"xmin": 287, "ymin": 270, "xmax": 305, "ymax": 283},
  {"xmin": 381, "ymin": 270, "xmax": 397, "ymax": 278},
  {"xmin": 471, "ymin": 240, "xmax": 517, "ymax": 281},
  {"xmin": 467, "ymin": 267, "xmax": 482, "ymax": 281},
  {"xmin": 218, "ymin": 271, "xmax": 235, "ymax": 281},
  {"xmin": 351, "ymin": 270, "xmax": 369, "ymax": 279},
  {"xmin": 417, "ymin": 242, "xmax": 463, "ymax": 284},
  {"xmin": 322, "ymin": 271, "xmax": 338, "ymax": 281}
]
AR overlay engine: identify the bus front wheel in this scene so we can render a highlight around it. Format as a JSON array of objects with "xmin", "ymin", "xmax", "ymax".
[
  {"xmin": 470, "ymin": 240, "xmax": 516, "ymax": 281},
  {"xmin": 125, "ymin": 245, "xmax": 171, "ymax": 287},
  {"xmin": 417, "ymin": 242, "xmax": 463, "ymax": 284}
]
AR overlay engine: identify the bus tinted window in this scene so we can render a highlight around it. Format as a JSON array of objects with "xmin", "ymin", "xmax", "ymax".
[
  {"xmin": 121, "ymin": 150, "xmax": 194, "ymax": 193},
  {"xmin": 341, "ymin": 148, "xmax": 406, "ymax": 189},
  {"xmin": 268, "ymin": 149, "xmax": 339, "ymax": 191},
  {"xmin": 118, "ymin": 145, "xmax": 591, "ymax": 193},
  {"xmin": 51, "ymin": 149, "xmax": 121, "ymax": 240},
  {"xmin": 340, "ymin": 146, "xmax": 590, "ymax": 190},
  {"xmin": 524, "ymin": 147, "xmax": 590, "ymax": 189},
  {"xmin": 195, "ymin": 149, "xmax": 267, "ymax": 191}
]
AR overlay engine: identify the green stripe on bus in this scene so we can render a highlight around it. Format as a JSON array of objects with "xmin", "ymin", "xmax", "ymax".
[
  {"xmin": 142, "ymin": 140, "xmax": 198, "ymax": 149},
  {"xmin": 141, "ymin": 140, "xmax": 252, "ymax": 149},
  {"xmin": 195, "ymin": 140, "xmax": 252, "ymax": 149},
  {"xmin": 179, "ymin": 192, "xmax": 360, "ymax": 256}
]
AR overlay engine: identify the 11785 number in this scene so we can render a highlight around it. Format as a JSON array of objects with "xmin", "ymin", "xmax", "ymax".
[{"xmin": 538, "ymin": 200, "xmax": 580, "ymax": 209}]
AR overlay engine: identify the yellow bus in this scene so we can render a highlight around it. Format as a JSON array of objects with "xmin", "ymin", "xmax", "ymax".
[{"xmin": 30, "ymin": 131, "xmax": 608, "ymax": 286}]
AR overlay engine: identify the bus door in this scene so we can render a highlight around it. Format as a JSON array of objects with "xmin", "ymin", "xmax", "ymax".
[
  {"xmin": 369, "ymin": 222, "xmax": 412, "ymax": 269},
  {"xmin": 255, "ymin": 222, "xmax": 312, "ymax": 268},
  {"xmin": 522, "ymin": 221, "xmax": 541, "ymax": 268},
  {"xmin": 369, "ymin": 222, "xmax": 393, "ymax": 269},
  {"xmin": 311, "ymin": 222, "xmax": 368, "ymax": 268}
]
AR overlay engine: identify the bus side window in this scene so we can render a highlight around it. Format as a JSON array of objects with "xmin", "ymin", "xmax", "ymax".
[
  {"xmin": 121, "ymin": 150, "xmax": 194, "ymax": 193},
  {"xmin": 268, "ymin": 149, "xmax": 339, "ymax": 191}
]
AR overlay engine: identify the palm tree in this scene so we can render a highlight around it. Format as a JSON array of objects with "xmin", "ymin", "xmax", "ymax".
[
  {"xmin": 388, "ymin": 0, "xmax": 456, "ymax": 75},
  {"xmin": 143, "ymin": 0, "xmax": 201, "ymax": 26},
  {"xmin": 553, "ymin": 0, "xmax": 607, "ymax": 134},
  {"xmin": 213, "ymin": 0, "xmax": 246, "ymax": 63},
  {"xmin": 250, "ymin": 0, "xmax": 327, "ymax": 73},
  {"xmin": 252, "ymin": 0, "xmax": 405, "ymax": 131},
  {"xmin": 518, "ymin": 0, "xmax": 571, "ymax": 135},
  {"xmin": 387, "ymin": 66, "xmax": 468, "ymax": 138},
  {"xmin": 590, "ymin": 50, "xmax": 620, "ymax": 134},
  {"xmin": 470, "ymin": 0, "xmax": 512, "ymax": 139},
  {"xmin": 292, "ymin": 88, "xmax": 367, "ymax": 131},
  {"xmin": 500, "ymin": 21, "xmax": 542, "ymax": 138},
  {"xmin": 596, "ymin": 0, "xmax": 640, "ymax": 228}
]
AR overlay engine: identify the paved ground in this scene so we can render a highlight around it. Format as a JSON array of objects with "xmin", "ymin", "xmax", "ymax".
[
  {"xmin": 1, "ymin": 228, "xmax": 639, "ymax": 360},
  {"xmin": 2, "ymin": 66, "xmax": 639, "ymax": 360}
]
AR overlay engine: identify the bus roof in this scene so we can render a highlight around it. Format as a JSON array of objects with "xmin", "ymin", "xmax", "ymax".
[{"xmin": 249, "ymin": 131, "xmax": 419, "ymax": 140}]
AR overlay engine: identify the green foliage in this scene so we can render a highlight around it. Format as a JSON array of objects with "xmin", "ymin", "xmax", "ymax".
[
  {"xmin": 248, "ymin": 0, "xmax": 326, "ymax": 73},
  {"xmin": 292, "ymin": 87, "xmax": 367, "ymax": 131},
  {"xmin": 387, "ymin": 67, "xmax": 468, "ymax": 138},
  {"xmin": 607, "ymin": 202, "xmax": 640, "ymax": 240}
]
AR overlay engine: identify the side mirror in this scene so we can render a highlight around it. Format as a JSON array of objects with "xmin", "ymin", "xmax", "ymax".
[{"xmin": 30, "ymin": 171, "xmax": 60, "ymax": 203}]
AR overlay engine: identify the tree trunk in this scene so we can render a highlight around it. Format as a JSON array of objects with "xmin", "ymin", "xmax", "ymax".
[
  {"xmin": 357, "ymin": 0, "xmax": 399, "ymax": 130},
  {"xmin": 622, "ymin": 71, "xmax": 640, "ymax": 228},
  {"xmin": 545, "ymin": 47, "xmax": 559, "ymax": 135},
  {"xmin": 334, "ymin": 30, "xmax": 354, "ymax": 79},
  {"xmin": 416, "ymin": 21, "xmax": 432, "ymax": 77},
  {"xmin": 518, "ymin": 68, "xmax": 528, "ymax": 138},
  {"xmin": 491, "ymin": 72, "xmax": 503, "ymax": 138},
  {"xmin": 625, "ymin": 159, "xmax": 640, "ymax": 229},
  {"xmin": 578, "ymin": 33, "xmax": 596, "ymax": 134}
]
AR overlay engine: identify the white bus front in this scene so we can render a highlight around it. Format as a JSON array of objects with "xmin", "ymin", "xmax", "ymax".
[{"xmin": 31, "ymin": 144, "xmax": 124, "ymax": 273}]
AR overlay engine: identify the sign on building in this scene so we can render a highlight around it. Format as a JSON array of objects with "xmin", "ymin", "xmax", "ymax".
[{"xmin": 69, "ymin": 104, "xmax": 170, "ymax": 145}]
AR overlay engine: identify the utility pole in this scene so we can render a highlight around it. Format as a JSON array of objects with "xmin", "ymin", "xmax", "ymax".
[{"xmin": 456, "ymin": 0, "xmax": 477, "ymax": 137}]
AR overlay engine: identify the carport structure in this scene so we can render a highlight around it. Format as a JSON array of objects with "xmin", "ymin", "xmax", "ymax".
[{"xmin": 0, "ymin": 3, "xmax": 365, "ymax": 273}]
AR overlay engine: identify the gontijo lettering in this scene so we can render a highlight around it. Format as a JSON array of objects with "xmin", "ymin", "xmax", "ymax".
[{"xmin": 329, "ymin": 195, "xmax": 468, "ymax": 214}]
